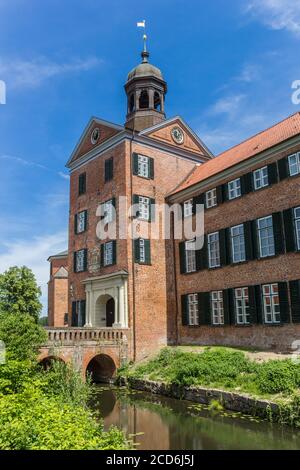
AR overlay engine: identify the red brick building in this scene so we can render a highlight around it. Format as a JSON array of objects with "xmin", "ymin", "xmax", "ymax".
[
  {"xmin": 47, "ymin": 250, "xmax": 68, "ymax": 327},
  {"xmin": 48, "ymin": 44, "xmax": 300, "ymax": 358}
]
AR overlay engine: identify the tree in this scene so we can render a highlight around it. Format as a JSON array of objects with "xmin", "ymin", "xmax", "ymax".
[
  {"xmin": 0, "ymin": 312, "xmax": 47, "ymax": 361},
  {"xmin": 0, "ymin": 266, "xmax": 42, "ymax": 322}
]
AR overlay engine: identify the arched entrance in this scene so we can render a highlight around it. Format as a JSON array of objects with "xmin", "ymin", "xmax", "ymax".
[
  {"xmin": 95, "ymin": 294, "xmax": 115, "ymax": 327},
  {"xmin": 86, "ymin": 354, "xmax": 116, "ymax": 383},
  {"xmin": 39, "ymin": 356, "xmax": 64, "ymax": 370}
]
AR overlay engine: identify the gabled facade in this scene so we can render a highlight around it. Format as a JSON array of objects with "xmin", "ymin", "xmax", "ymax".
[{"xmin": 48, "ymin": 43, "xmax": 300, "ymax": 358}]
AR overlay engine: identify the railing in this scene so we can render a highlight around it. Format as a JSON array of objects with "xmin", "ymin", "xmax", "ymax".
[{"xmin": 45, "ymin": 327, "xmax": 129, "ymax": 344}]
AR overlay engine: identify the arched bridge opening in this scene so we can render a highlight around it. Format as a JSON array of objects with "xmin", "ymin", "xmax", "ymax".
[
  {"xmin": 39, "ymin": 355, "xmax": 65, "ymax": 370},
  {"xmin": 86, "ymin": 354, "xmax": 116, "ymax": 383}
]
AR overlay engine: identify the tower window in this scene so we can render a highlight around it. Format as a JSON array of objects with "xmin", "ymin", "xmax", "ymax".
[
  {"xmin": 139, "ymin": 90, "xmax": 149, "ymax": 109},
  {"xmin": 129, "ymin": 94, "xmax": 135, "ymax": 113},
  {"xmin": 154, "ymin": 91, "xmax": 161, "ymax": 111}
]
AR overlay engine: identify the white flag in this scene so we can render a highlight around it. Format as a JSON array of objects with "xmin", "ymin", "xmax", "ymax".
[{"xmin": 137, "ymin": 20, "xmax": 145, "ymax": 28}]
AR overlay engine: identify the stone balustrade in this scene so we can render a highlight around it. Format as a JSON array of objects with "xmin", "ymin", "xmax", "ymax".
[{"xmin": 45, "ymin": 327, "xmax": 129, "ymax": 345}]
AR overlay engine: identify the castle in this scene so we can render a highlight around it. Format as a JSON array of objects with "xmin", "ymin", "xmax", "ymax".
[{"xmin": 48, "ymin": 42, "xmax": 300, "ymax": 362}]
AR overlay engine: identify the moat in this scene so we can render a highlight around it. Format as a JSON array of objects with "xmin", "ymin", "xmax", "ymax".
[{"xmin": 92, "ymin": 386, "xmax": 300, "ymax": 450}]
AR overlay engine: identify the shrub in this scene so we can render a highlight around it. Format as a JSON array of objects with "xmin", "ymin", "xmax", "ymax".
[{"xmin": 255, "ymin": 360, "xmax": 300, "ymax": 394}]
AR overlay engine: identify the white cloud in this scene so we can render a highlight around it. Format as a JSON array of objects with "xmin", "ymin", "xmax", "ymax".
[
  {"xmin": 0, "ymin": 154, "xmax": 70, "ymax": 182},
  {"xmin": 0, "ymin": 232, "xmax": 67, "ymax": 314},
  {"xmin": 235, "ymin": 64, "xmax": 261, "ymax": 83},
  {"xmin": 247, "ymin": 0, "xmax": 300, "ymax": 37},
  {"xmin": 0, "ymin": 56, "xmax": 103, "ymax": 89},
  {"xmin": 207, "ymin": 94, "xmax": 246, "ymax": 118},
  {"xmin": 58, "ymin": 171, "xmax": 70, "ymax": 181}
]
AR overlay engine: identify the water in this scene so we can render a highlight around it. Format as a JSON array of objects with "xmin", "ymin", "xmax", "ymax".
[{"xmin": 91, "ymin": 386, "xmax": 300, "ymax": 450}]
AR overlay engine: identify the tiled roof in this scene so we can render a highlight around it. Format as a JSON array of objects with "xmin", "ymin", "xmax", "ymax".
[
  {"xmin": 172, "ymin": 112, "xmax": 300, "ymax": 194},
  {"xmin": 47, "ymin": 250, "xmax": 68, "ymax": 261}
]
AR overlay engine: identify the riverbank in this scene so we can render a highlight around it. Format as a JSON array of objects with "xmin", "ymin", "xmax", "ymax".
[{"xmin": 119, "ymin": 347, "xmax": 300, "ymax": 428}]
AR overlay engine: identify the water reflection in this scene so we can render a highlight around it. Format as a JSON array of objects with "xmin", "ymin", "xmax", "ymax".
[{"xmin": 91, "ymin": 386, "xmax": 300, "ymax": 450}]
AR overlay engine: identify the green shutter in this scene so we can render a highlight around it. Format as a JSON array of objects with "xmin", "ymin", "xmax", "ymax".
[
  {"xmin": 290, "ymin": 280, "xmax": 300, "ymax": 323},
  {"xmin": 198, "ymin": 292, "xmax": 211, "ymax": 325},
  {"xmin": 73, "ymin": 252, "xmax": 77, "ymax": 272},
  {"xmin": 220, "ymin": 229, "xmax": 229, "ymax": 266},
  {"xmin": 74, "ymin": 214, "xmax": 78, "ymax": 234},
  {"xmin": 83, "ymin": 249, "xmax": 88, "ymax": 271},
  {"xmin": 254, "ymin": 285, "xmax": 263, "ymax": 324},
  {"xmin": 149, "ymin": 157, "xmax": 154, "ymax": 179},
  {"xmin": 228, "ymin": 289, "xmax": 235, "ymax": 325},
  {"xmin": 248, "ymin": 286, "xmax": 258, "ymax": 324},
  {"xmin": 278, "ymin": 157, "xmax": 289, "ymax": 180},
  {"xmin": 251, "ymin": 220, "xmax": 259, "ymax": 259},
  {"xmin": 181, "ymin": 295, "xmax": 189, "ymax": 326},
  {"xmin": 223, "ymin": 290, "xmax": 230, "ymax": 325},
  {"xmin": 244, "ymin": 221, "xmax": 254, "ymax": 261},
  {"xmin": 278, "ymin": 282, "xmax": 290, "ymax": 323},
  {"xmin": 134, "ymin": 238, "xmax": 140, "ymax": 263},
  {"xmin": 84, "ymin": 210, "xmax": 88, "ymax": 231},
  {"xmin": 268, "ymin": 162, "xmax": 278, "ymax": 185},
  {"xmin": 273, "ymin": 212, "xmax": 285, "ymax": 255},
  {"xmin": 216, "ymin": 185, "xmax": 223, "ymax": 204},
  {"xmin": 132, "ymin": 194, "xmax": 140, "ymax": 218},
  {"xmin": 132, "ymin": 153, "xmax": 139, "ymax": 175},
  {"xmin": 241, "ymin": 173, "xmax": 253, "ymax": 195},
  {"xmin": 112, "ymin": 241, "xmax": 117, "ymax": 265},
  {"xmin": 283, "ymin": 208, "xmax": 296, "ymax": 252},
  {"xmin": 144, "ymin": 239, "xmax": 151, "ymax": 265},
  {"xmin": 179, "ymin": 241, "xmax": 186, "ymax": 274},
  {"xmin": 100, "ymin": 244, "xmax": 104, "ymax": 267}
]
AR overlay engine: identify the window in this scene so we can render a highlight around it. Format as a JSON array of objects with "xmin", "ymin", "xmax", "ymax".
[
  {"xmin": 185, "ymin": 240, "xmax": 196, "ymax": 273},
  {"xmin": 205, "ymin": 188, "xmax": 217, "ymax": 209},
  {"xmin": 228, "ymin": 178, "xmax": 241, "ymax": 200},
  {"xmin": 183, "ymin": 199, "xmax": 193, "ymax": 218},
  {"xmin": 71, "ymin": 300, "xmax": 86, "ymax": 327},
  {"xmin": 138, "ymin": 196, "xmax": 150, "ymax": 221},
  {"xmin": 103, "ymin": 241, "xmax": 114, "ymax": 266},
  {"xmin": 134, "ymin": 238, "xmax": 151, "ymax": 264},
  {"xmin": 262, "ymin": 284, "xmax": 280, "ymax": 324},
  {"xmin": 288, "ymin": 153, "xmax": 300, "ymax": 176},
  {"xmin": 75, "ymin": 249, "xmax": 86, "ymax": 273},
  {"xmin": 188, "ymin": 294, "xmax": 199, "ymax": 326},
  {"xmin": 235, "ymin": 288, "xmax": 250, "ymax": 325},
  {"xmin": 78, "ymin": 173, "xmax": 86, "ymax": 195},
  {"xmin": 105, "ymin": 158, "xmax": 113, "ymax": 182},
  {"xmin": 139, "ymin": 90, "xmax": 149, "ymax": 109},
  {"xmin": 208, "ymin": 232, "xmax": 220, "ymax": 268},
  {"xmin": 211, "ymin": 291, "xmax": 224, "ymax": 325},
  {"xmin": 253, "ymin": 166, "xmax": 269, "ymax": 190},
  {"xmin": 138, "ymin": 155, "xmax": 150, "ymax": 178},
  {"xmin": 257, "ymin": 216, "xmax": 275, "ymax": 258},
  {"xmin": 76, "ymin": 210, "xmax": 87, "ymax": 234},
  {"xmin": 102, "ymin": 199, "xmax": 115, "ymax": 223},
  {"xmin": 294, "ymin": 207, "xmax": 300, "ymax": 250},
  {"xmin": 231, "ymin": 224, "xmax": 246, "ymax": 263}
]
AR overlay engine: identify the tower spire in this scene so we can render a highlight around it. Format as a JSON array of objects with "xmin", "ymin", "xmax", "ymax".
[{"xmin": 141, "ymin": 34, "xmax": 149, "ymax": 63}]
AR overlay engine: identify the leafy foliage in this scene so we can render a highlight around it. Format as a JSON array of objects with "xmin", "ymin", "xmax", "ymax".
[
  {"xmin": 128, "ymin": 347, "xmax": 300, "ymax": 397},
  {"xmin": 0, "ymin": 266, "xmax": 42, "ymax": 322},
  {"xmin": 0, "ymin": 312, "xmax": 47, "ymax": 361}
]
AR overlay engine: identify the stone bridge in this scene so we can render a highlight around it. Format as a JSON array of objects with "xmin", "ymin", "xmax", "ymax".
[{"xmin": 39, "ymin": 328, "xmax": 131, "ymax": 382}]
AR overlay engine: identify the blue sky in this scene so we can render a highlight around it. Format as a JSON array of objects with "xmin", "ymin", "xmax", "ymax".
[{"xmin": 0, "ymin": 0, "xmax": 299, "ymax": 312}]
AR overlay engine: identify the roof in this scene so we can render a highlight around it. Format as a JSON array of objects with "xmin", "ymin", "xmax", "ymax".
[
  {"xmin": 47, "ymin": 250, "xmax": 68, "ymax": 262},
  {"xmin": 127, "ymin": 62, "xmax": 164, "ymax": 82},
  {"xmin": 172, "ymin": 112, "xmax": 300, "ymax": 194},
  {"xmin": 53, "ymin": 266, "xmax": 68, "ymax": 279}
]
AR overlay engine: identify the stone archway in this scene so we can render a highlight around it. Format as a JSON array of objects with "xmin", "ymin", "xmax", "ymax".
[
  {"xmin": 86, "ymin": 354, "xmax": 116, "ymax": 383},
  {"xmin": 95, "ymin": 294, "xmax": 115, "ymax": 327},
  {"xmin": 39, "ymin": 355, "xmax": 65, "ymax": 370}
]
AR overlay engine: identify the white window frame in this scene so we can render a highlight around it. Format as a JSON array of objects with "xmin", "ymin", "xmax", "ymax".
[
  {"xmin": 234, "ymin": 287, "xmax": 250, "ymax": 325},
  {"xmin": 205, "ymin": 188, "xmax": 217, "ymax": 209},
  {"xmin": 257, "ymin": 216, "xmax": 275, "ymax": 258},
  {"xmin": 102, "ymin": 199, "xmax": 114, "ymax": 223},
  {"xmin": 185, "ymin": 240, "xmax": 196, "ymax": 273},
  {"xmin": 183, "ymin": 199, "xmax": 193, "ymax": 218},
  {"xmin": 76, "ymin": 249, "xmax": 85, "ymax": 272},
  {"xmin": 253, "ymin": 166, "xmax": 269, "ymax": 190},
  {"xmin": 77, "ymin": 211, "xmax": 86, "ymax": 233},
  {"xmin": 288, "ymin": 153, "xmax": 300, "ymax": 176},
  {"xmin": 139, "ymin": 239, "xmax": 145, "ymax": 263},
  {"xmin": 211, "ymin": 291, "xmax": 224, "ymax": 325},
  {"xmin": 188, "ymin": 293, "xmax": 199, "ymax": 326},
  {"xmin": 104, "ymin": 241, "xmax": 113, "ymax": 267},
  {"xmin": 231, "ymin": 224, "xmax": 246, "ymax": 263},
  {"xmin": 208, "ymin": 232, "xmax": 220, "ymax": 268},
  {"xmin": 228, "ymin": 178, "xmax": 241, "ymax": 200},
  {"xmin": 138, "ymin": 155, "xmax": 150, "ymax": 178},
  {"xmin": 262, "ymin": 283, "xmax": 280, "ymax": 324},
  {"xmin": 138, "ymin": 196, "xmax": 150, "ymax": 221},
  {"xmin": 294, "ymin": 207, "xmax": 300, "ymax": 250}
]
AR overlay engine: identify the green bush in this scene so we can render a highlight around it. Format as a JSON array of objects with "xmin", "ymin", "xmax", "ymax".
[
  {"xmin": 255, "ymin": 360, "xmax": 300, "ymax": 394},
  {"xmin": 0, "ymin": 386, "xmax": 129, "ymax": 450}
]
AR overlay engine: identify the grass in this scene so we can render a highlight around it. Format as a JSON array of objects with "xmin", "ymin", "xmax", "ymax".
[{"xmin": 122, "ymin": 347, "xmax": 300, "ymax": 399}]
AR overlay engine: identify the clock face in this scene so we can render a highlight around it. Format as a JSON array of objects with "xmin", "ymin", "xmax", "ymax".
[
  {"xmin": 171, "ymin": 127, "xmax": 184, "ymax": 144},
  {"xmin": 91, "ymin": 128, "xmax": 100, "ymax": 145}
]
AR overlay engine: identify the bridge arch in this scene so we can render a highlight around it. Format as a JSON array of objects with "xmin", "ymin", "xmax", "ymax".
[
  {"xmin": 39, "ymin": 355, "xmax": 65, "ymax": 370},
  {"xmin": 86, "ymin": 354, "xmax": 116, "ymax": 383}
]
